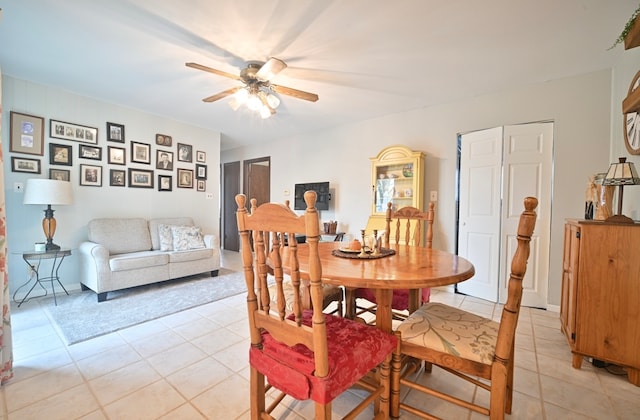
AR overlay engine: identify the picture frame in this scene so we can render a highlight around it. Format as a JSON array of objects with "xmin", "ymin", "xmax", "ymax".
[
  {"xmin": 49, "ymin": 143, "xmax": 73, "ymax": 166},
  {"xmin": 196, "ymin": 163, "xmax": 207, "ymax": 180},
  {"xmin": 10, "ymin": 111, "xmax": 45, "ymax": 156},
  {"xmin": 158, "ymin": 175, "xmax": 172, "ymax": 191},
  {"xmin": 108, "ymin": 146, "xmax": 126, "ymax": 165},
  {"xmin": 11, "ymin": 157, "xmax": 41, "ymax": 174},
  {"xmin": 177, "ymin": 143, "xmax": 193, "ymax": 162},
  {"xmin": 49, "ymin": 168, "xmax": 70, "ymax": 181},
  {"xmin": 156, "ymin": 133, "xmax": 172, "ymax": 147},
  {"xmin": 196, "ymin": 150, "xmax": 206, "ymax": 163},
  {"xmin": 197, "ymin": 179, "xmax": 206, "ymax": 192},
  {"xmin": 79, "ymin": 164, "xmax": 102, "ymax": 186},
  {"xmin": 131, "ymin": 141, "xmax": 151, "ymax": 164},
  {"xmin": 128, "ymin": 168, "xmax": 154, "ymax": 188},
  {"xmin": 50, "ymin": 119, "xmax": 98, "ymax": 144},
  {"xmin": 177, "ymin": 168, "xmax": 193, "ymax": 188},
  {"xmin": 107, "ymin": 122, "xmax": 125, "ymax": 143},
  {"xmin": 79, "ymin": 144, "xmax": 102, "ymax": 161},
  {"xmin": 109, "ymin": 169, "xmax": 126, "ymax": 187},
  {"xmin": 155, "ymin": 149, "xmax": 174, "ymax": 170}
]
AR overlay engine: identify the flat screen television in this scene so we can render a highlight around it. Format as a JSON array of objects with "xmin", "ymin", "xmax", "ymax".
[{"xmin": 294, "ymin": 182, "xmax": 331, "ymax": 210}]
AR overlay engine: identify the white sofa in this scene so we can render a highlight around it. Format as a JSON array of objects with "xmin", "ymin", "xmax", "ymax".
[{"xmin": 78, "ymin": 217, "xmax": 220, "ymax": 302}]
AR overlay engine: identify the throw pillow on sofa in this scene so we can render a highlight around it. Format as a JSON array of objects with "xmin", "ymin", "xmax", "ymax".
[
  {"xmin": 171, "ymin": 225, "xmax": 206, "ymax": 251},
  {"xmin": 158, "ymin": 224, "xmax": 175, "ymax": 251}
]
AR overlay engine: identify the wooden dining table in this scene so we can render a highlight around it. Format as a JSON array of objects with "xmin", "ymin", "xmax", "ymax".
[{"xmin": 290, "ymin": 241, "xmax": 475, "ymax": 333}]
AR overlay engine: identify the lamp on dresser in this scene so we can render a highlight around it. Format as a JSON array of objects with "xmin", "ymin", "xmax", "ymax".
[
  {"xmin": 602, "ymin": 157, "xmax": 640, "ymax": 223},
  {"xmin": 23, "ymin": 179, "xmax": 74, "ymax": 250}
]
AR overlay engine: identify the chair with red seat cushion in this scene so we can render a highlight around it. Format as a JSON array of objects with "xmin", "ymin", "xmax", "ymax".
[
  {"xmin": 236, "ymin": 191, "xmax": 397, "ymax": 419},
  {"xmin": 349, "ymin": 202, "xmax": 435, "ymax": 322}
]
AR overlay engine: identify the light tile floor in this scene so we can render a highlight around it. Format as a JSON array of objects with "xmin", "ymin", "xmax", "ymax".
[{"xmin": 2, "ymin": 250, "xmax": 639, "ymax": 419}]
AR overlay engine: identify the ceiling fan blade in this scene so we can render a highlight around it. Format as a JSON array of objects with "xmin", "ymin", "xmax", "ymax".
[
  {"xmin": 271, "ymin": 84, "xmax": 319, "ymax": 102},
  {"xmin": 186, "ymin": 62, "xmax": 241, "ymax": 80},
  {"xmin": 202, "ymin": 87, "xmax": 242, "ymax": 103},
  {"xmin": 256, "ymin": 57, "xmax": 287, "ymax": 82}
]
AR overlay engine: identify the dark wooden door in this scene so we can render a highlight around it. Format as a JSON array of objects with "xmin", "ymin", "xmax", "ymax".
[
  {"xmin": 223, "ymin": 161, "xmax": 241, "ymax": 251},
  {"xmin": 244, "ymin": 157, "xmax": 270, "ymax": 207}
]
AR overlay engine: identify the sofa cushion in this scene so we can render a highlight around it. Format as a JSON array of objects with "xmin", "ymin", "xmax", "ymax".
[
  {"xmin": 172, "ymin": 225, "xmax": 206, "ymax": 251},
  {"xmin": 109, "ymin": 251, "xmax": 169, "ymax": 272},
  {"xmin": 88, "ymin": 218, "xmax": 152, "ymax": 254},
  {"xmin": 158, "ymin": 224, "xmax": 175, "ymax": 251},
  {"xmin": 149, "ymin": 217, "xmax": 194, "ymax": 250},
  {"xmin": 168, "ymin": 247, "xmax": 213, "ymax": 263}
]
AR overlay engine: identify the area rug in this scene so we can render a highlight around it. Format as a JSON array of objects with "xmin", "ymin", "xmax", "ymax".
[{"xmin": 40, "ymin": 268, "xmax": 246, "ymax": 345}]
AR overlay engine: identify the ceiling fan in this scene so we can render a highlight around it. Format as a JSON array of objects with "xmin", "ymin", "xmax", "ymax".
[{"xmin": 185, "ymin": 58, "xmax": 319, "ymax": 118}]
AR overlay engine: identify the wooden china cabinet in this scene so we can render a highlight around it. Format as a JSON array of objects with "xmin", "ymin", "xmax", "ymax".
[
  {"xmin": 560, "ymin": 219, "xmax": 640, "ymax": 386},
  {"xmin": 365, "ymin": 145, "xmax": 425, "ymax": 239}
]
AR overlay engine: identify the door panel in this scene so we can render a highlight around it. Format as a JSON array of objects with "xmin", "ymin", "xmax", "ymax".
[
  {"xmin": 223, "ymin": 161, "xmax": 240, "ymax": 251},
  {"xmin": 457, "ymin": 127, "xmax": 503, "ymax": 301},
  {"xmin": 458, "ymin": 123, "xmax": 552, "ymax": 308}
]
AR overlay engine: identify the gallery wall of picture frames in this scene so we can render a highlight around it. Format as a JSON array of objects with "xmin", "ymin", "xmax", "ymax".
[{"xmin": 9, "ymin": 111, "xmax": 208, "ymax": 193}]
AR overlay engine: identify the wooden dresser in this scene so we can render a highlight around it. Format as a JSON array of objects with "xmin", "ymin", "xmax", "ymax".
[{"xmin": 560, "ymin": 219, "xmax": 640, "ymax": 386}]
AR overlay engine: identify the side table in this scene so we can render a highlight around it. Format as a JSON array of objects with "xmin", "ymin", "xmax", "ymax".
[{"xmin": 13, "ymin": 249, "xmax": 71, "ymax": 307}]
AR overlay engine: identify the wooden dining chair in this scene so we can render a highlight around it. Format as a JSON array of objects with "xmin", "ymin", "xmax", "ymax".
[
  {"xmin": 390, "ymin": 197, "xmax": 538, "ymax": 420},
  {"xmin": 265, "ymin": 199, "xmax": 343, "ymax": 315},
  {"xmin": 350, "ymin": 202, "xmax": 435, "ymax": 322},
  {"xmin": 236, "ymin": 191, "xmax": 398, "ymax": 419}
]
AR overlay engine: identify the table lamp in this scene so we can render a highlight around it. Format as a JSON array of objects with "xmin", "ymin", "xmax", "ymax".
[
  {"xmin": 602, "ymin": 157, "xmax": 640, "ymax": 223},
  {"xmin": 23, "ymin": 179, "xmax": 74, "ymax": 250}
]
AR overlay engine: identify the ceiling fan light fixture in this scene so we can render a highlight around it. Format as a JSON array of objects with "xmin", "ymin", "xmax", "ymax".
[
  {"xmin": 266, "ymin": 93, "xmax": 280, "ymax": 109},
  {"xmin": 259, "ymin": 105, "xmax": 272, "ymax": 119},
  {"xmin": 234, "ymin": 87, "xmax": 249, "ymax": 104},
  {"xmin": 247, "ymin": 94, "xmax": 262, "ymax": 111}
]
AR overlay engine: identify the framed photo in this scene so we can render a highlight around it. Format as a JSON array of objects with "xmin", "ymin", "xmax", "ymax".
[
  {"xmin": 197, "ymin": 179, "xmax": 206, "ymax": 192},
  {"xmin": 10, "ymin": 111, "xmax": 44, "ymax": 155},
  {"xmin": 177, "ymin": 143, "xmax": 193, "ymax": 162},
  {"xmin": 11, "ymin": 157, "xmax": 41, "ymax": 174},
  {"xmin": 49, "ymin": 143, "xmax": 72, "ymax": 166},
  {"xmin": 128, "ymin": 168, "xmax": 154, "ymax": 188},
  {"xmin": 196, "ymin": 150, "xmax": 206, "ymax": 163},
  {"xmin": 110, "ymin": 169, "xmax": 126, "ymax": 187},
  {"xmin": 107, "ymin": 122, "xmax": 125, "ymax": 143},
  {"xmin": 131, "ymin": 141, "xmax": 151, "ymax": 164},
  {"xmin": 50, "ymin": 168, "xmax": 70, "ymax": 181},
  {"xmin": 79, "ymin": 164, "xmax": 102, "ymax": 186},
  {"xmin": 79, "ymin": 144, "xmax": 102, "ymax": 160},
  {"xmin": 196, "ymin": 164, "xmax": 207, "ymax": 180},
  {"xmin": 156, "ymin": 133, "xmax": 172, "ymax": 147},
  {"xmin": 158, "ymin": 175, "xmax": 172, "ymax": 191},
  {"xmin": 50, "ymin": 119, "xmax": 98, "ymax": 144},
  {"xmin": 156, "ymin": 149, "xmax": 173, "ymax": 170},
  {"xmin": 177, "ymin": 168, "xmax": 193, "ymax": 188},
  {"xmin": 108, "ymin": 146, "xmax": 126, "ymax": 165}
]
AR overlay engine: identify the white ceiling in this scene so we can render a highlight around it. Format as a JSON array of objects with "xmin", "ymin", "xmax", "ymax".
[{"xmin": 0, "ymin": 1, "xmax": 635, "ymax": 150}]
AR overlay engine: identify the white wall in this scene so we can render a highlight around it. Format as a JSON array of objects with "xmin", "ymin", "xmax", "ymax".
[
  {"xmin": 223, "ymin": 69, "xmax": 614, "ymax": 308},
  {"xmin": 2, "ymin": 76, "xmax": 221, "ymax": 293}
]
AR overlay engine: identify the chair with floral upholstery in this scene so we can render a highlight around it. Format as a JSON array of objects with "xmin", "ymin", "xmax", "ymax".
[
  {"xmin": 390, "ymin": 197, "xmax": 538, "ymax": 419},
  {"xmin": 236, "ymin": 191, "xmax": 397, "ymax": 419},
  {"xmin": 349, "ymin": 202, "xmax": 435, "ymax": 322}
]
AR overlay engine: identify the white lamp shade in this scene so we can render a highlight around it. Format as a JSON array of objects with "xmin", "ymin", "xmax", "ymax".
[{"xmin": 23, "ymin": 179, "xmax": 74, "ymax": 206}]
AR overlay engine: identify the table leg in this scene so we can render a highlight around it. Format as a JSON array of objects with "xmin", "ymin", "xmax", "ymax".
[
  {"xmin": 374, "ymin": 289, "xmax": 393, "ymax": 333},
  {"xmin": 344, "ymin": 287, "xmax": 357, "ymax": 320},
  {"xmin": 408, "ymin": 289, "xmax": 420, "ymax": 313},
  {"xmin": 50, "ymin": 253, "xmax": 70, "ymax": 306}
]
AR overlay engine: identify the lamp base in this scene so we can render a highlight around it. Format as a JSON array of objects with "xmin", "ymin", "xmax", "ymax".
[{"xmin": 604, "ymin": 214, "xmax": 635, "ymax": 224}]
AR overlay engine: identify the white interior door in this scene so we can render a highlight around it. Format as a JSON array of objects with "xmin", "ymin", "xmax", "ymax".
[
  {"xmin": 458, "ymin": 123, "xmax": 552, "ymax": 307},
  {"xmin": 457, "ymin": 127, "xmax": 503, "ymax": 302}
]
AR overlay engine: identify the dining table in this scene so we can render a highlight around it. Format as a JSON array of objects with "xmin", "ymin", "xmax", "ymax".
[{"xmin": 288, "ymin": 241, "xmax": 475, "ymax": 333}]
